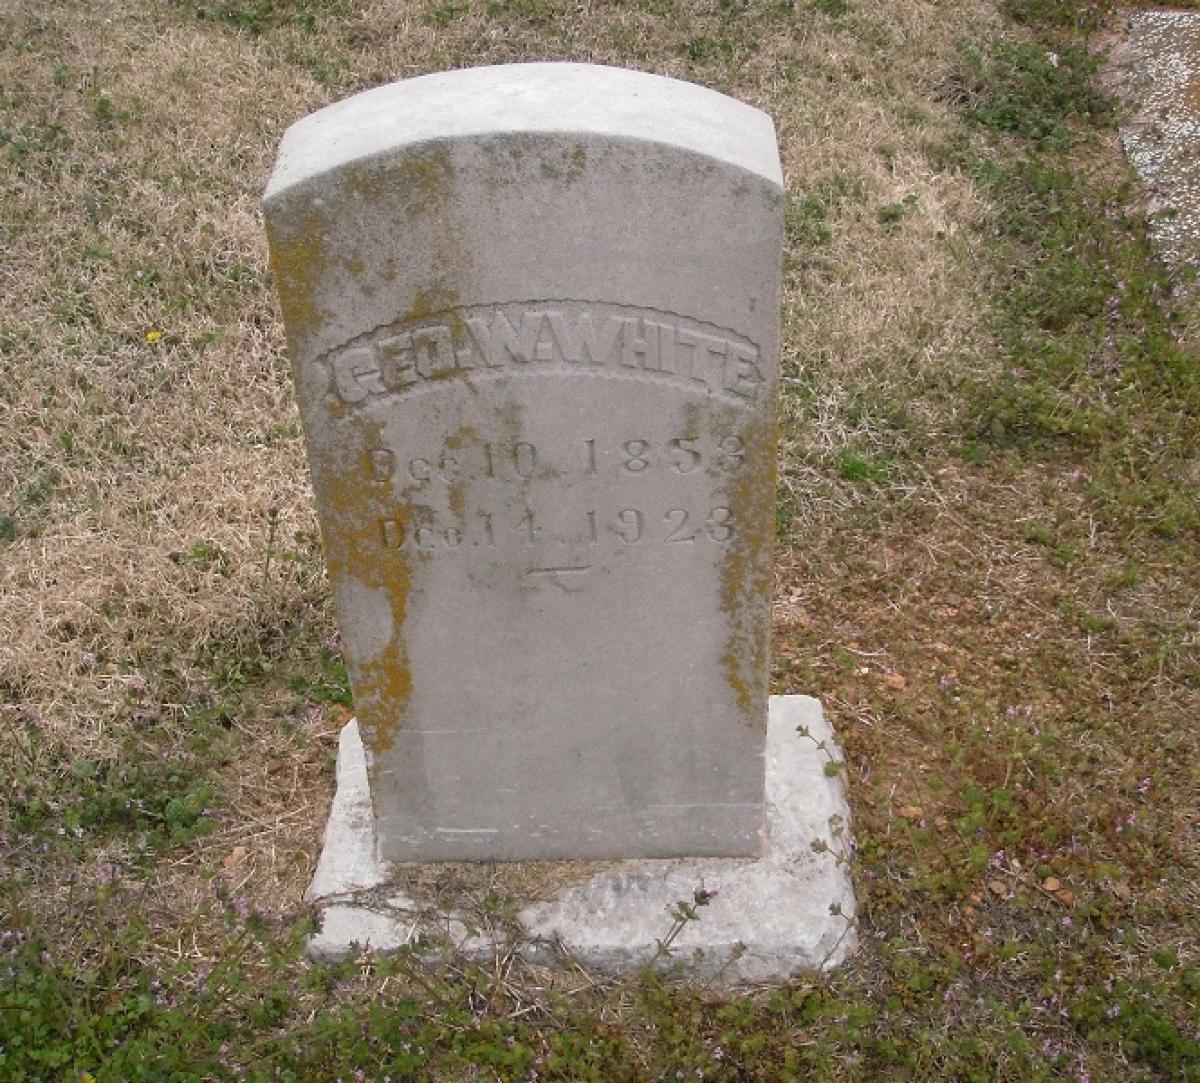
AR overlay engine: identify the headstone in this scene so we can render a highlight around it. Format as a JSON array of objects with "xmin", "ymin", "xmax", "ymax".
[{"xmin": 265, "ymin": 63, "xmax": 783, "ymax": 862}]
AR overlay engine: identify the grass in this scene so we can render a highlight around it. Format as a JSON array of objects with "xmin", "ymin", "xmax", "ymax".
[{"xmin": 1, "ymin": 0, "xmax": 1197, "ymax": 1079}]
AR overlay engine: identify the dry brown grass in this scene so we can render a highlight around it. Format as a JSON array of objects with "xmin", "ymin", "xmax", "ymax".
[{"xmin": 2, "ymin": 3, "xmax": 314, "ymax": 751}]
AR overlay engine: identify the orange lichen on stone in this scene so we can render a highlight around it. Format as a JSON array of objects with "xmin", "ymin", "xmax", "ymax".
[
  {"xmin": 402, "ymin": 286, "xmax": 461, "ymax": 325},
  {"xmin": 265, "ymin": 205, "xmax": 330, "ymax": 352},
  {"xmin": 318, "ymin": 436, "xmax": 414, "ymax": 757},
  {"xmin": 718, "ymin": 414, "xmax": 776, "ymax": 727}
]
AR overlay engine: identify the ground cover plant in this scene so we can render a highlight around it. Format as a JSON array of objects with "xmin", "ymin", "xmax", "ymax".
[{"xmin": 1, "ymin": 0, "xmax": 1197, "ymax": 1078}]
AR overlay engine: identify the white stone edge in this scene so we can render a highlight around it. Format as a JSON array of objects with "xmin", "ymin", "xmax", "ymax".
[
  {"xmin": 265, "ymin": 62, "xmax": 782, "ymax": 205},
  {"xmin": 304, "ymin": 718, "xmax": 388, "ymax": 904},
  {"xmin": 304, "ymin": 696, "xmax": 858, "ymax": 984}
]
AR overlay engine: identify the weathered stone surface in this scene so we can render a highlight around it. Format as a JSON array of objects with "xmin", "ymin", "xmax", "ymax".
[
  {"xmin": 304, "ymin": 719, "xmax": 386, "ymax": 904},
  {"xmin": 305, "ymin": 696, "xmax": 858, "ymax": 985},
  {"xmin": 266, "ymin": 64, "xmax": 783, "ymax": 861}
]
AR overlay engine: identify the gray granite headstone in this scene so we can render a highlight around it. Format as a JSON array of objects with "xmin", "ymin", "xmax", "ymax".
[{"xmin": 265, "ymin": 63, "xmax": 783, "ymax": 862}]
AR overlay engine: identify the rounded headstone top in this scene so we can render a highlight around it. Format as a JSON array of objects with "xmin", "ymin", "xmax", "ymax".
[{"xmin": 264, "ymin": 62, "xmax": 782, "ymax": 203}]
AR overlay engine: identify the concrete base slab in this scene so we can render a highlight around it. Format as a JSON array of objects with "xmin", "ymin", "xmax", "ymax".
[{"xmin": 305, "ymin": 696, "xmax": 857, "ymax": 985}]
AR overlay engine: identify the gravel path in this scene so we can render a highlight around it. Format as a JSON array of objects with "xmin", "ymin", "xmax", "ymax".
[{"xmin": 1110, "ymin": 9, "xmax": 1200, "ymax": 295}]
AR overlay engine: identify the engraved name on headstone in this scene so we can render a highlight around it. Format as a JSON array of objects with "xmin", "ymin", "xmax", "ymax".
[{"xmin": 265, "ymin": 63, "xmax": 783, "ymax": 861}]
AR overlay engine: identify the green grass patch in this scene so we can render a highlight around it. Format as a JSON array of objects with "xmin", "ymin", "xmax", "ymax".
[
  {"xmin": 963, "ymin": 40, "xmax": 1111, "ymax": 146},
  {"xmin": 3, "ymin": 723, "xmax": 223, "ymax": 851},
  {"xmin": 786, "ymin": 174, "xmax": 863, "ymax": 248},
  {"xmin": 944, "ymin": 19, "xmax": 1200, "ymax": 545},
  {"xmin": 190, "ymin": 0, "xmax": 351, "ymax": 34}
]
